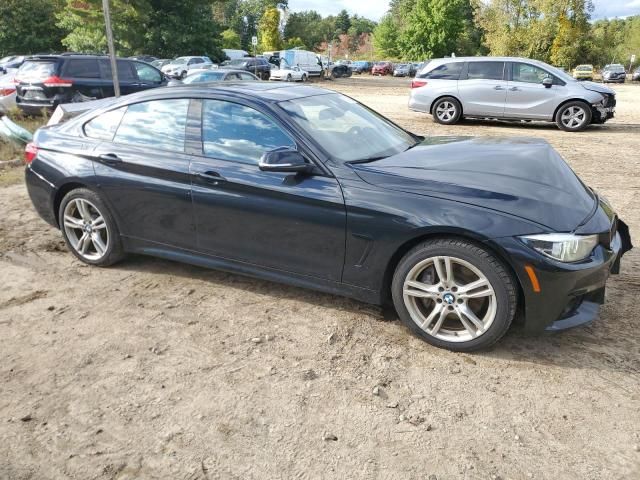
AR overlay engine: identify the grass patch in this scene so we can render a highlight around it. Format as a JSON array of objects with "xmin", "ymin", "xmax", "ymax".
[{"xmin": 0, "ymin": 166, "xmax": 24, "ymax": 187}]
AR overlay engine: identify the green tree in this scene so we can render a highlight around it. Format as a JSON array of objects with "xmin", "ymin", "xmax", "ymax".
[
  {"xmin": 283, "ymin": 37, "xmax": 307, "ymax": 50},
  {"xmin": 222, "ymin": 28, "xmax": 242, "ymax": 50},
  {"xmin": 0, "ymin": 0, "xmax": 64, "ymax": 55},
  {"xmin": 335, "ymin": 9, "xmax": 351, "ymax": 36},
  {"xmin": 259, "ymin": 6, "xmax": 281, "ymax": 52},
  {"xmin": 284, "ymin": 10, "xmax": 325, "ymax": 49},
  {"xmin": 373, "ymin": 15, "xmax": 400, "ymax": 58}
]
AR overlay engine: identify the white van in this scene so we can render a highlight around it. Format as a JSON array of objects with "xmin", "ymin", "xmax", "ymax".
[
  {"xmin": 269, "ymin": 50, "xmax": 324, "ymax": 77},
  {"xmin": 223, "ymin": 49, "xmax": 249, "ymax": 61}
]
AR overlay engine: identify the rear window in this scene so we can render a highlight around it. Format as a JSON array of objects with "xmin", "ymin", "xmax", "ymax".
[
  {"xmin": 419, "ymin": 62, "xmax": 462, "ymax": 80},
  {"xmin": 16, "ymin": 61, "xmax": 57, "ymax": 82},
  {"xmin": 466, "ymin": 62, "xmax": 505, "ymax": 81},
  {"xmin": 63, "ymin": 59, "xmax": 101, "ymax": 79}
]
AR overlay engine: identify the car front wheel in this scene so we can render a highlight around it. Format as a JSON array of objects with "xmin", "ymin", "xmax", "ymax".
[
  {"xmin": 432, "ymin": 97, "xmax": 462, "ymax": 125},
  {"xmin": 556, "ymin": 101, "xmax": 592, "ymax": 132},
  {"xmin": 59, "ymin": 188, "xmax": 124, "ymax": 267},
  {"xmin": 391, "ymin": 238, "xmax": 517, "ymax": 352}
]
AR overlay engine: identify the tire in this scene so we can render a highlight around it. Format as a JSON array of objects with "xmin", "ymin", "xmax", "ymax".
[
  {"xmin": 181, "ymin": 71, "xmax": 187, "ymax": 79},
  {"xmin": 331, "ymin": 69, "xmax": 339, "ymax": 79},
  {"xmin": 555, "ymin": 101, "xmax": 592, "ymax": 132},
  {"xmin": 391, "ymin": 238, "xmax": 517, "ymax": 352},
  {"xmin": 301, "ymin": 74, "xmax": 307, "ymax": 82},
  {"xmin": 286, "ymin": 74, "xmax": 292, "ymax": 82},
  {"xmin": 432, "ymin": 96, "xmax": 462, "ymax": 125},
  {"xmin": 58, "ymin": 188, "xmax": 124, "ymax": 267}
]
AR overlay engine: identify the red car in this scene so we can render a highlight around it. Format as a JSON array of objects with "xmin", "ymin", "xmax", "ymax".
[{"xmin": 372, "ymin": 61, "xmax": 393, "ymax": 76}]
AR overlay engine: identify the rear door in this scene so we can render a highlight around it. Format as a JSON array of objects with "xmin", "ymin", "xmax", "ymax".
[
  {"xmin": 61, "ymin": 58, "xmax": 106, "ymax": 100},
  {"xmin": 457, "ymin": 61, "xmax": 507, "ymax": 116},
  {"xmin": 504, "ymin": 62, "xmax": 567, "ymax": 120},
  {"xmin": 89, "ymin": 98, "xmax": 196, "ymax": 249}
]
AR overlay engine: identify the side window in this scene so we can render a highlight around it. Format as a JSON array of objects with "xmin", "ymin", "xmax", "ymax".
[
  {"xmin": 114, "ymin": 99, "xmax": 189, "ymax": 152},
  {"xmin": 239, "ymin": 72, "xmax": 255, "ymax": 80},
  {"xmin": 202, "ymin": 100, "xmax": 295, "ymax": 165},
  {"xmin": 133, "ymin": 62, "xmax": 162, "ymax": 83},
  {"xmin": 512, "ymin": 63, "xmax": 550, "ymax": 84},
  {"xmin": 420, "ymin": 62, "xmax": 462, "ymax": 80},
  {"xmin": 64, "ymin": 59, "xmax": 101, "ymax": 79},
  {"xmin": 84, "ymin": 107, "xmax": 126, "ymax": 141},
  {"xmin": 467, "ymin": 62, "xmax": 505, "ymax": 81},
  {"xmin": 100, "ymin": 60, "xmax": 136, "ymax": 81}
]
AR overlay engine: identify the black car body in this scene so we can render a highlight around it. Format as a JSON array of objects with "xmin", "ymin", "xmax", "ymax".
[
  {"xmin": 330, "ymin": 63, "xmax": 353, "ymax": 78},
  {"xmin": 24, "ymin": 83, "xmax": 632, "ymax": 351},
  {"xmin": 15, "ymin": 54, "xmax": 167, "ymax": 115},
  {"xmin": 221, "ymin": 58, "xmax": 271, "ymax": 80}
]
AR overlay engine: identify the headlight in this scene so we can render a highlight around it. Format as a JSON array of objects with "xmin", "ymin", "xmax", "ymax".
[{"xmin": 519, "ymin": 233, "xmax": 599, "ymax": 262}]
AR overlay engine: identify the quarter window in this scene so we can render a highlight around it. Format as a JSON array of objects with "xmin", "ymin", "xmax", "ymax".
[
  {"xmin": 467, "ymin": 62, "xmax": 505, "ymax": 81},
  {"xmin": 84, "ymin": 107, "xmax": 126, "ymax": 141},
  {"xmin": 114, "ymin": 99, "xmax": 189, "ymax": 152},
  {"xmin": 419, "ymin": 62, "xmax": 463, "ymax": 80},
  {"xmin": 202, "ymin": 100, "xmax": 295, "ymax": 164}
]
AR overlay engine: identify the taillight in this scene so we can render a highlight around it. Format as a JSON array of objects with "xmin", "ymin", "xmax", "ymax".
[
  {"xmin": 24, "ymin": 143, "xmax": 38, "ymax": 164},
  {"xmin": 411, "ymin": 79, "xmax": 427, "ymax": 89},
  {"xmin": 0, "ymin": 87, "xmax": 16, "ymax": 97},
  {"xmin": 42, "ymin": 75, "xmax": 73, "ymax": 87}
]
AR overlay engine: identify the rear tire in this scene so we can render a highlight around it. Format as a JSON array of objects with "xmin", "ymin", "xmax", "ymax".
[
  {"xmin": 556, "ymin": 101, "xmax": 591, "ymax": 132},
  {"xmin": 391, "ymin": 238, "xmax": 517, "ymax": 352},
  {"xmin": 432, "ymin": 97, "xmax": 462, "ymax": 125},
  {"xmin": 58, "ymin": 188, "xmax": 124, "ymax": 267}
]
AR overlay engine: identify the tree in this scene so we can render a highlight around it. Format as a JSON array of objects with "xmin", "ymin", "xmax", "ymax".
[
  {"xmin": 284, "ymin": 10, "xmax": 325, "ymax": 50},
  {"xmin": 335, "ymin": 9, "xmax": 351, "ymax": 37},
  {"xmin": 222, "ymin": 28, "xmax": 242, "ymax": 50},
  {"xmin": 0, "ymin": 0, "xmax": 64, "ymax": 56},
  {"xmin": 259, "ymin": 6, "xmax": 281, "ymax": 52},
  {"xmin": 398, "ymin": 0, "xmax": 468, "ymax": 59},
  {"xmin": 373, "ymin": 15, "xmax": 400, "ymax": 58}
]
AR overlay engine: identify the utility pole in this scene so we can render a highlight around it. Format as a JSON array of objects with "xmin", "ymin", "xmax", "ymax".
[{"xmin": 102, "ymin": 0, "xmax": 120, "ymax": 97}]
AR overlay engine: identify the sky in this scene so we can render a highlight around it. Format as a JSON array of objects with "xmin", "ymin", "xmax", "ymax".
[{"xmin": 288, "ymin": 0, "xmax": 640, "ymax": 22}]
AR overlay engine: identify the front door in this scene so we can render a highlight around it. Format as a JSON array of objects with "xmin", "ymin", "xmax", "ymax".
[
  {"xmin": 457, "ymin": 61, "xmax": 507, "ymax": 117},
  {"xmin": 190, "ymin": 98, "xmax": 346, "ymax": 281},
  {"xmin": 503, "ymin": 62, "xmax": 567, "ymax": 120}
]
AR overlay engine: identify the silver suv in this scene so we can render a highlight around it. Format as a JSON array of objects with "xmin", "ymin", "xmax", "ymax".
[{"xmin": 409, "ymin": 57, "xmax": 616, "ymax": 132}]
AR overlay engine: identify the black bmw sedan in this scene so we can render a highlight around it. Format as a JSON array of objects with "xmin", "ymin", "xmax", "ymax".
[{"xmin": 24, "ymin": 83, "xmax": 632, "ymax": 351}]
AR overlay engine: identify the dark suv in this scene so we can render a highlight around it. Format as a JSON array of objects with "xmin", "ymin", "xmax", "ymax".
[
  {"xmin": 15, "ymin": 54, "xmax": 167, "ymax": 115},
  {"xmin": 221, "ymin": 57, "xmax": 271, "ymax": 80}
]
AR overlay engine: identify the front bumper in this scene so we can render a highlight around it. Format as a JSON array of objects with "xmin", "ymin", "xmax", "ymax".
[{"xmin": 491, "ymin": 207, "xmax": 632, "ymax": 333}]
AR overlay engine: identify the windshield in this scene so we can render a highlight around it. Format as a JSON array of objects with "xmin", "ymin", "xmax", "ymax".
[
  {"xmin": 605, "ymin": 65, "xmax": 625, "ymax": 72},
  {"xmin": 0, "ymin": 56, "xmax": 15, "ymax": 64},
  {"xmin": 229, "ymin": 59, "xmax": 248, "ymax": 66},
  {"xmin": 279, "ymin": 93, "xmax": 416, "ymax": 163}
]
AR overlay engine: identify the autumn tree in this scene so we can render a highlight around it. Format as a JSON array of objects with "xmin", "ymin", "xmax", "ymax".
[{"xmin": 259, "ymin": 6, "xmax": 282, "ymax": 52}]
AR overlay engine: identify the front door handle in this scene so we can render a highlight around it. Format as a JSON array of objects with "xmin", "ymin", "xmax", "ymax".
[
  {"xmin": 98, "ymin": 153, "xmax": 122, "ymax": 165},
  {"xmin": 509, "ymin": 87, "xmax": 520, "ymax": 91},
  {"xmin": 493, "ymin": 85, "xmax": 505, "ymax": 90},
  {"xmin": 195, "ymin": 171, "xmax": 226, "ymax": 184}
]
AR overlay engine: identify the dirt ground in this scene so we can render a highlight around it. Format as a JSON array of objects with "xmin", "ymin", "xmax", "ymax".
[{"xmin": 1, "ymin": 76, "xmax": 639, "ymax": 480}]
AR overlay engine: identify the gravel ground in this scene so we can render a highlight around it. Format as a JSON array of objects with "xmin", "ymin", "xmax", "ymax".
[{"xmin": 1, "ymin": 76, "xmax": 639, "ymax": 480}]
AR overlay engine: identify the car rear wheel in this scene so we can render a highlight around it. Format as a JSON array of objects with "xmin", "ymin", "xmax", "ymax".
[
  {"xmin": 556, "ymin": 101, "xmax": 591, "ymax": 132},
  {"xmin": 59, "ymin": 188, "xmax": 124, "ymax": 267},
  {"xmin": 391, "ymin": 238, "xmax": 517, "ymax": 352},
  {"xmin": 286, "ymin": 74, "xmax": 292, "ymax": 82},
  {"xmin": 432, "ymin": 97, "xmax": 462, "ymax": 125}
]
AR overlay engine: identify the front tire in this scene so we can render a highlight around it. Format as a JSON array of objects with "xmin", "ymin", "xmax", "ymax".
[
  {"xmin": 59, "ymin": 188, "xmax": 124, "ymax": 267},
  {"xmin": 432, "ymin": 97, "xmax": 462, "ymax": 125},
  {"xmin": 556, "ymin": 101, "xmax": 591, "ymax": 132},
  {"xmin": 391, "ymin": 238, "xmax": 517, "ymax": 352}
]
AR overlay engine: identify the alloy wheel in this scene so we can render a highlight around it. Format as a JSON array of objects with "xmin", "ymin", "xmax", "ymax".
[
  {"xmin": 63, "ymin": 198, "xmax": 110, "ymax": 261},
  {"xmin": 561, "ymin": 106, "xmax": 587, "ymax": 129},
  {"xmin": 435, "ymin": 101, "xmax": 457, "ymax": 122},
  {"xmin": 402, "ymin": 256, "xmax": 497, "ymax": 342}
]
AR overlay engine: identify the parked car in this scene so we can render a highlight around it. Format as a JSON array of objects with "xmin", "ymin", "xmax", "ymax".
[
  {"xmin": 161, "ymin": 56, "xmax": 213, "ymax": 79},
  {"xmin": 372, "ymin": 62, "xmax": 393, "ymax": 76},
  {"xmin": 329, "ymin": 62, "xmax": 352, "ymax": 79},
  {"xmin": 352, "ymin": 61, "xmax": 373, "ymax": 74},
  {"xmin": 0, "ymin": 55, "xmax": 25, "ymax": 74},
  {"xmin": 269, "ymin": 61, "xmax": 308, "ymax": 82},
  {"xmin": 410, "ymin": 62, "xmax": 423, "ymax": 76},
  {"xmin": 602, "ymin": 64, "xmax": 626, "ymax": 83},
  {"xmin": 151, "ymin": 59, "xmax": 171, "ymax": 70},
  {"xmin": 129, "ymin": 55, "xmax": 157, "ymax": 64},
  {"xmin": 632, "ymin": 67, "xmax": 640, "ymax": 82},
  {"xmin": 14, "ymin": 54, "xmax": 167, "ymax": 115},
  {"xmin": 221, "ymin": 57, "xmax": 271, "ymax": 80},
  {"xmin": 0, "ymin": 70, "xmax": 17, "ymax": 113},
  {"xmin": 393, "ymin": 63, "xmax": 411, "ymax": 77},
  {"xmin": 409, "ymin": 56, "xmax": 617, "ymax": 132},
  {"xmin": 169, "ymin": 69, "xmax": 259, "ymax": 85},
  {"xmin": 572, "ymin": 64, "xmax": 594, "ymax": 81},
  {"xmin": 266, "ymin": 50, "xmax": 324, "ymax": 77},
  {"xmin": 23, "ymin": 83, "xmax": 631, "ymax": 351}
]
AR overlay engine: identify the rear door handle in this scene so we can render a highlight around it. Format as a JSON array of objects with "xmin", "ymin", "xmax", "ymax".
[
  {"xmin": 98, "ymin": 153, "xmax": 122, "ymax": 165},
  {"xmin": 509, "ymin": 87, "xmax": 520, "ymax": 91},
  {"xmin": 195, "ymin": 171, "xmax": 226, "ymax": 184},
  {"xmin": 493, "ymin": 85, "xmax": 505, "ymax": 90}
]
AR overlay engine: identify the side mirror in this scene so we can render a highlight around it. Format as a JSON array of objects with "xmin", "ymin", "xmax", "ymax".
[
  {"xmin": 259, "ymin": 148, "xmax": 313, "ymax": 174},
  {"xmin": 542, "ymin": 77, "xmax": 553, "ymax": 88}
]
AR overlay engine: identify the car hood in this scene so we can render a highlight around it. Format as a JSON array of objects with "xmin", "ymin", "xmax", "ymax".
[
  {"xmin": 579, "ymin": 81, "xmax": 616, "ymax": 95},
  {"xmin": 351, "ymin": 136, "xmax": 596, "ymax": 231}
]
